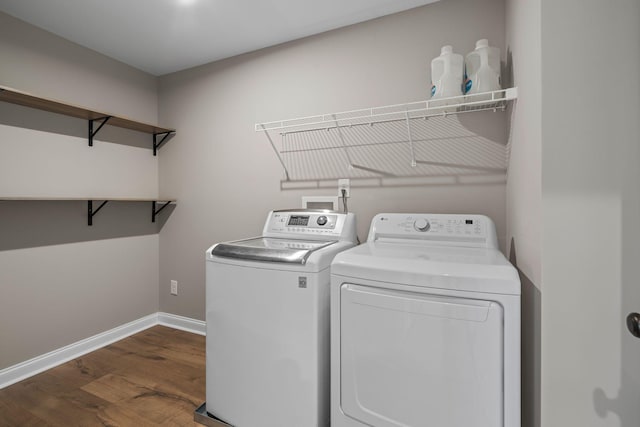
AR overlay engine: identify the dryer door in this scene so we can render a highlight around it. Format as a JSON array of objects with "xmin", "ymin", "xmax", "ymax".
[{"xmin": 340, "ymin": 283, "xmax": 503, "ymax": 427}]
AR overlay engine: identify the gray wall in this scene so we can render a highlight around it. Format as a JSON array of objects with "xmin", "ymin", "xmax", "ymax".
[
  {"xmin": 541, "ymin": 0, "xmax": 640, "ymax": 424},
  {"xmin": 0, "ymin": 12, "xmax": 161, "ymax": 369},
  {"xmin": 158, "ymin": 0, "xmax": 508, "ymax": 319},
  {"xmin": 505, "ymin": 0, "xmax": 541, "ymax": 425},
  {"xmin": 506, "ymin": 1, "xmax": 640, "ymax": 423}
]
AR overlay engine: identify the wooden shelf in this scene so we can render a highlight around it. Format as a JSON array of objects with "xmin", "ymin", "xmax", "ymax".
[
  {"xmin": 0, "ymin": 85, "xmax": 175, "ymax": 154},
  {"xmin": 0, "ymin": 197, "xmax": 176, "ymax": 226},
  {"xmin": 0, "ymin": 197, "xmax": 175, "ymax": 202}
]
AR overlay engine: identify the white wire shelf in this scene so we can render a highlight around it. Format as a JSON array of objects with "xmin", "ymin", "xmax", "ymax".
[
  {"xmin": 255, "ymin": 88, "xmax": 517, "ymax": 183},
  {"xmin": 256, "ymin": 88, "xmax": 517, "ymax": 133}
]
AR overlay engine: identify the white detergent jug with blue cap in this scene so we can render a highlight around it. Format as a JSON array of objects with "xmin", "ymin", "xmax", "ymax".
[
  {"xmin": 430, "ymin": 45, "xmax": 464, "ymax": 100},
  {"xmin": 464, "ymin": 39, "xmax": 501, "ymax": 95}
]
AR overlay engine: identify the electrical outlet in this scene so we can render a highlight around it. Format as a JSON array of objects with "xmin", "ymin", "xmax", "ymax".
[
  {"xmin": 170, "ymin": 280, "xmax": 178, "ymax": 295},
  {"xmin": 338, "ymin": 178, "xmax": 350, "ymax": 198}
]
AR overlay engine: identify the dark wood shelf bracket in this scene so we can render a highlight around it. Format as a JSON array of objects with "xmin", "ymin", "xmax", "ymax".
[
  {"xmin": 88, "ymin": 116, "xmax": 112, "ymax": 147},
  {"xmin": 152, "ymin": 200, "xmax": 171, "ymax": 223},
  {"xmin": 87, "ymin": 200, "xmax": 109, "ymax": 226},
  {"xmin": 153, "ymin": 132, "xmax": 173, "ymax": 156}
]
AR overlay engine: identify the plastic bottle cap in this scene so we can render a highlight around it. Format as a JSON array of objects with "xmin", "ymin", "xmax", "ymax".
[
  {"xmin": 475, "ymin": 39, "xmax": 489, "ymax": 49},
  {"xmin": 440, "ymin": 45, "xmax": 453, "ymax": 55}
]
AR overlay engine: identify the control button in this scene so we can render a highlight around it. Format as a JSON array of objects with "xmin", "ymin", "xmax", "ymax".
[
  {"xmin": 317, "ymin": 216, "xmax": 328, "ymax": 226},
  {"xmin": 413, "ymin": 218, "xmax": 430, "ymax": 232}
]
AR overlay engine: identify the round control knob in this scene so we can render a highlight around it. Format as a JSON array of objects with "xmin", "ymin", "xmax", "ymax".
[
  {"xmin": 413, "ymin": 218, "xmax": 430, "ymax": 232},
  {"xmin": 317, "ymin": 216, "xmax": 328, "ymax": 226}
]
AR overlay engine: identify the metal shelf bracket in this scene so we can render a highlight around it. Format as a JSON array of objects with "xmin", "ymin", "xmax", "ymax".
[
  {"xmin": 332, "ymin": 114, "xmax": 355, "ymax": 171},
  {"xmin": 153, "ymin": 132, "xmax": 173, "ymax": 156},
  {"xmin": 87, "ymin": 200, "xmax": 108, "ymax": 226},
  {"xmin": 259, "ymin": 124, "xmax": 290, "ymax": 181},
  {"xmin": 88, "ymin": 116, "xmax": 112, "ymax": 147},
  {"xmin": 152, "ymin": 201, "xmax": 171, "ymax": 222},
  {"xmin": 405, "ymin": 111, "xmax": 417, "ymax": 167}
]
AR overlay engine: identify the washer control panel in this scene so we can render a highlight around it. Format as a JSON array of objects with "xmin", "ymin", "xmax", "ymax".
[
  {"xmin": 368, "ymin": 213, "xmax": 498, "ymax": 249},
  {"xmin": 265, "ymin": 210, "xmax": 351, "ymax": 239}
]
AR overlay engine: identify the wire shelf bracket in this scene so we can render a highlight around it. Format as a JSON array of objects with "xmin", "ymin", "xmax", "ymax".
[
  {"xmin": 259, "ymin": 124, "xmax": 290, "ymax": 181},
  {"xmin": 331, "ymin": 114, "xmax": 355, "ymax": 172}
]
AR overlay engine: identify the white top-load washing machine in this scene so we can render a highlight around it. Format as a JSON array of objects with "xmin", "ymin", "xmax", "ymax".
[
  {"xmin": 205, "ymin": 209, "xmax": 357, "ymax": 427},
  {"xmin": 331, "ymin": 213, "xmax": 520, "ymax": 427}
]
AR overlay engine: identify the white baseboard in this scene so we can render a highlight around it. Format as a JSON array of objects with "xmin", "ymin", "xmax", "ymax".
[
  {"xmin": 0, "ymin": 312, "xmax": 206, "ymax": 390},
  {"xmin": 157, "ymin": 311, "xmax": 206, "ymax": 336}
]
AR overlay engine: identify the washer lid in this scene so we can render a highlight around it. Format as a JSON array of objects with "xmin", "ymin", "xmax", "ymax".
[
  {"xmin": 211, "ymin": 237, "xmax": 336, "ymax": 264},
  {"xmin": 331, "ymin": 241, "xmax": 521, "ymax": 295}
]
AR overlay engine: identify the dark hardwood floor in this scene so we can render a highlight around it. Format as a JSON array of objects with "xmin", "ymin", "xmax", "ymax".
[{"xmin": 0, "ymin": 326, "xmax": 205, "ymax": 426}]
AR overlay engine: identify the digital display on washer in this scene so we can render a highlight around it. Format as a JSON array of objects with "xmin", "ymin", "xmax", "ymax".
[
  {"xmin": 288, "ymin": 215, "xmax": 309, "ymax": 226},
  {"xmin": 466, "ymin": 219, "xmax": 473, "ymax": 224}
]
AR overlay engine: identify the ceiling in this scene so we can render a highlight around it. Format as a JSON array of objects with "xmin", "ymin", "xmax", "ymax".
[{"xmin": 0, "ymin": 0, "xmax": 439, "ymax": 76}]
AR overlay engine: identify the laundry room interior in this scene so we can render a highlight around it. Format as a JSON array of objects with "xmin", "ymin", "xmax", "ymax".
[{"xmin": 1, "ymin": 0, "xmax": 639, "ymax": 425}]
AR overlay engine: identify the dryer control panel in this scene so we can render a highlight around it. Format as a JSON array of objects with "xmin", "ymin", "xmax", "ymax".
[
  {"xmin": 264, "ymin": 210, "xmax": 357, "ymax": 242},
  {"xmin": 368, "ymin": 213, "xmax": 498, "ymax": 249}
]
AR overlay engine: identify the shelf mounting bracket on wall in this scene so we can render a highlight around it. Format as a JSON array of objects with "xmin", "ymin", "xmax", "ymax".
[
  {"xmin": 153, "ymin": 132, "xmax": 173, "ymax": 156},
  {"xmin": 87, "ymin": 200, "xmax": 108, "ymax": 226},
  {"xmin": 88, "ymin": 116, "xmax": 112, "ymax": 147},
  {"xmin": 332, "ymin": 114, "xmax": 356, "ymax": 171},
  {"xmin": 152, "ymin": 200, "xmax": 171, "ymax": 223},
  {"xmin": 405, "ymin": 111, "xmax": 417, "ymax": 167},
  {"xmin": 259, "ymin": 124, "xmax": 290, "ymax": 181}
]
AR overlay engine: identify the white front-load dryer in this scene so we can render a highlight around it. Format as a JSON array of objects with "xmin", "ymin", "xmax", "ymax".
[
  {"xmin": 330, "ymin": 213, "xmax": 520, "ymax": 427},
  {"xmin": 205, "ymin": 210, "xmax": 357, "ymax": 427}
]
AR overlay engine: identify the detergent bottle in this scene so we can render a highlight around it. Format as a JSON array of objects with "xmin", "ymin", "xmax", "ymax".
[
  {"xmin": 464, "ymin": 39, "xmax": 501, "ymax": 95},
  {"xmin": 430, "ymin": 45, "xmax": 464, "ymax": 99}
]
